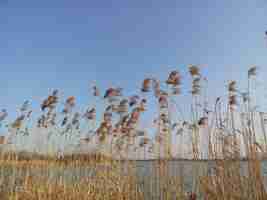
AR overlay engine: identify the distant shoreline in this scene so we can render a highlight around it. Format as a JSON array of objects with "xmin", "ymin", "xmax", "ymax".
[{"xmin": 0, "ymin": 151, "xmax": 265, "ymax": 162}]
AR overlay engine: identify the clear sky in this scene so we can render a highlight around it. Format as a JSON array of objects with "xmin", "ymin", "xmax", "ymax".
[{"xmin": 0, "ymin": 0, "xmax": 267, "ymax": 126}]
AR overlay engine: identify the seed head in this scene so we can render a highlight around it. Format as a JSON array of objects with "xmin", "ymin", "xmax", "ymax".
[
  {"xmin": 189, "ymin": 65, "xmax": 200, "ymax": 77},
  {"xmin": 228, "ymin": 81, "xmax": 237, "ymax": 92},
  {"xmin": 248, "ymin": 66, "xmax": 257, "ymax": 77}
]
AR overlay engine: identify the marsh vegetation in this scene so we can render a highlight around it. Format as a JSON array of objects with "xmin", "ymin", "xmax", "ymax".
[{"xmin": 0, "ymin": 66, "xmax": 266, "ymax": 199}]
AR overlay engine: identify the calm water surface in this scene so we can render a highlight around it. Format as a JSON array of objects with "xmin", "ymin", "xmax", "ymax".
[{"xmin": 1, "ymin": 160, "xmax": 267, "ymax": 199}]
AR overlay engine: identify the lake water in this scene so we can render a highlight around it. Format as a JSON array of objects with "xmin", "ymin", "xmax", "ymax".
[
  {"xmin": 1, "ymin": 160, "xmax": 267, "ymax": 199},
  {"xmin": 134, "ymin": 160, "xmax": 267, "ymax": 199}
]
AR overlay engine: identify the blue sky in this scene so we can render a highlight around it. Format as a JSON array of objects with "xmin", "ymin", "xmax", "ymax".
[{"xmin": 0, "ymin": 0, "xmax": 267, "ymax": 127}]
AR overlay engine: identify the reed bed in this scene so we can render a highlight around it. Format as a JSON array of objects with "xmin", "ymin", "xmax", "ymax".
[
  {"xmin": 0, "ymin": 66, "xmax": 266, "ymax": 199},
  {"xmin": 0, "ymin": 155, "xmax": 188, "ymax": 200}
]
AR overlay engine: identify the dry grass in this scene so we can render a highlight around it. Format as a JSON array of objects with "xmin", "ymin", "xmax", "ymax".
[
  {"xmin": 0, "ymin": 66, "xmax": 267, "ymax": 199},
  {"xmin": 0, "ymin": 155, "xmax": 188, "ymax": 200}
]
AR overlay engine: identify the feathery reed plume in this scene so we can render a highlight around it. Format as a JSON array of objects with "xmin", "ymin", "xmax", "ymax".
[
  {"xmin": 0, "ymin": 109, "xmax": 8, "ymax": 122},
  {"xmin": 83, "ymin": 108, "xmax": 96, "ymax": 120},
  {"xmin": 62, "ymin": 96, "xmax": 75, "ymax": 113},
  {"xmin": 159, "ymin": 113, "xmax": 169, "ymax": 125},
  {"xmin": 190, "ymin": 77, "xmax": 201, "ymax": 95},
  {"xmin": 41, "ymin": 89, "xmax": 59, "ymax": 111},
  {"xmin": 158, "ymin": 95, "xmax": 168, "ymax": 109},
  {"xmin": 97, "ymin": 121, "xmax": 112, "ymax": 142},
  {"xmin": 61, "ymin": 96, "xmax": 76, "ymax": 128},
  {"xmin": 188, "ymin": 66, "xmax": 203, "ymax": 159},
  {"xmin": 229, "ymin": 95, "xmax": 238, "ymax": 107},
  {"xmin": 128, "ymin": 108, "xmax": 141, "ymax": 128},
  {"xmin": 141, "ymin": 78, "xmax": 152, "ymax": 92},
  {"xmin": 248, "ymin": 66, "xmax": 257, "ymax": 77},
  {"xmin": 92, "ymin": 85, "xmax": 100, "ymax": 97},
  {"xmin": 129, "ymin": 95, "xmax": 139, "ymax": 107},
  {"xmin": 189, "ymin": 69, "xmax": 202, "ymax": 97},
  {"xmin": 189, "ymin": 65, "xmax": 200, "ymax": 77},
  {"xmin": 104, "ymin": 88, "xmax": 122, "ymax": 103},
  {"xmin": 139, "ymin": 98, "xmax": 147, "ymax": 112},
  {"xmin": 166, "ymin": 70, "xmax": 182, "ymax": 96},
  {"xmin": 103, "ymin": 111, "xmax": 112, "ymax": 123},
  {"xmin": 228, "ymin": 80, "xmax": 237, "ymax": 92},
  {"xmin": 71, "ymin": 112, "xmax": 80, "ymax": 129},
  {"xmin": 117, "ymin": 99, "xmax": 128, "ymax": 114},
  {"xmin": 20, "ymin": 100, "xmax": 30, "ymax": 113},
  {"xmin": 228, "ymin": 81, "xmax": 239, "ymax": 111},
  {"xmin": 152, "ymin": 78, "xmax": 160, "ymax": 97},
  {"xmin": 11, "ymin": 115, "xmax": 25, "ymax": 129},
  {"xmin": 166, "ymin": 70, "xmax": 181, "ymax": 86}
]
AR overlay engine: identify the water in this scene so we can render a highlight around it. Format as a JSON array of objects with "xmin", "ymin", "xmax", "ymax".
[
  {"xmin": 1, "ymin": 160, "xmax": 267, "ymax": 199},
  {"xmin": 134, "ymin": 160, "xmax": 267, "ymax": 199}
]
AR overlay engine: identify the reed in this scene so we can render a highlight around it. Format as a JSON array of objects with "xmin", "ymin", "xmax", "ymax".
[{"xmin": 0, "ymin": 66, "xmax": 266, "ymax": 199}]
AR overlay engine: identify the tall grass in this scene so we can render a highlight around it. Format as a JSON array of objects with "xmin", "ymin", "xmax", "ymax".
[{"xmin": 0, "ymin": 66, "xmax": 266, "ymax": 199}]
